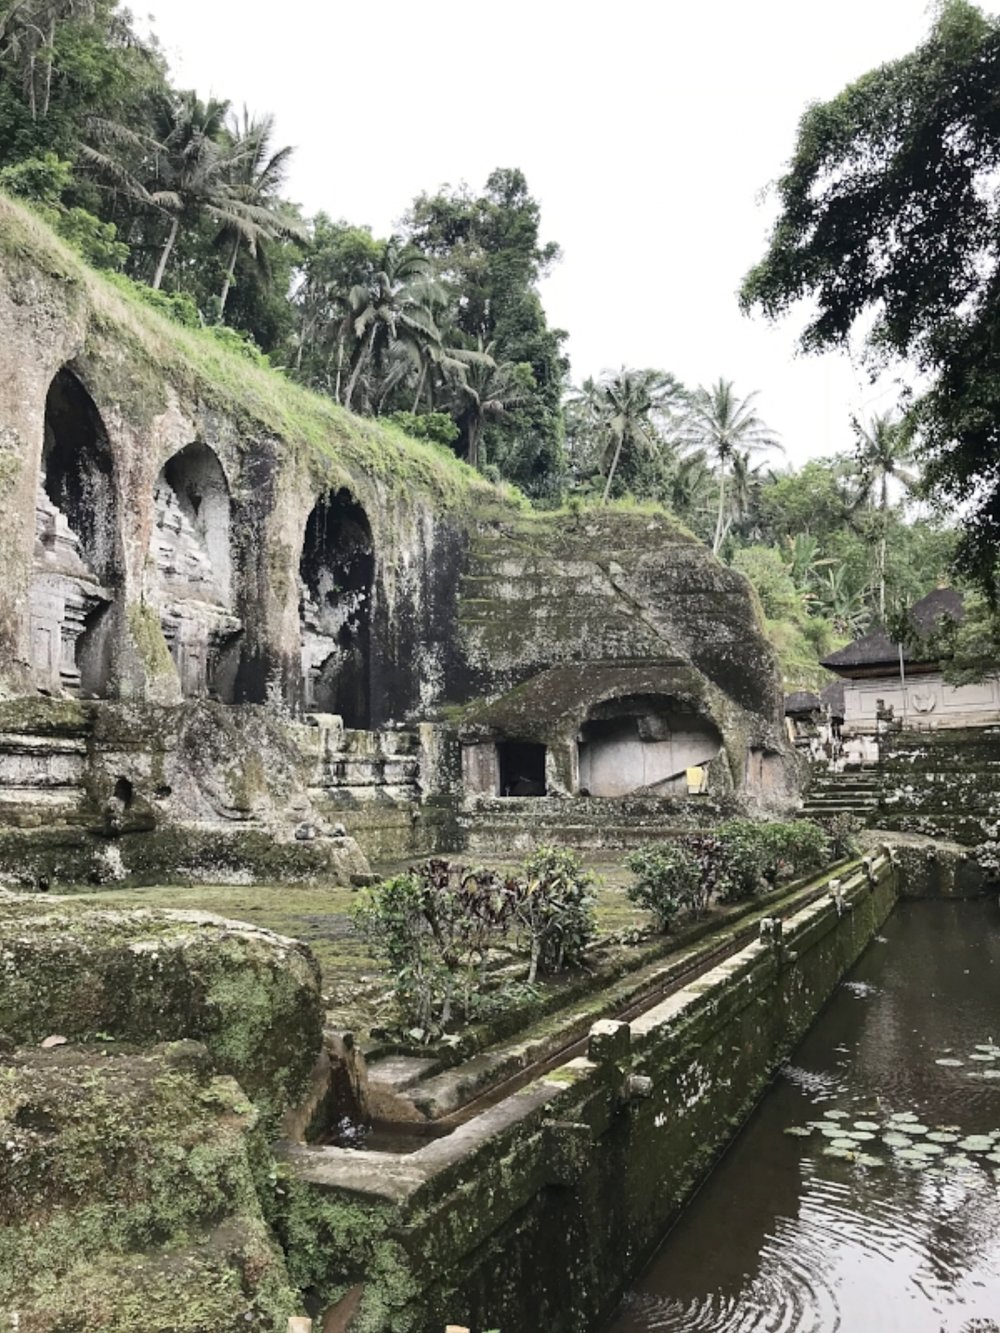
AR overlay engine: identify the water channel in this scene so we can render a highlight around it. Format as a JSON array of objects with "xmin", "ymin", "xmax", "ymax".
[{"xmin": 607, "ymin": 898, "xmax": 1000, "ymax": 1333}]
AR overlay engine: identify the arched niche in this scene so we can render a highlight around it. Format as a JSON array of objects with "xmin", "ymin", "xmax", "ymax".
[
  {"xmin": 576, "ymin": 694, "xmax": 722, "ymax": 797},
  {"xmin": 30, "ymin": 367, "xmax": 120, "ymax": 697},
  {"xmin": 299, "ymin": 489, "xmax": 374, "ymax": 729},
  {"xmin": 150, "ymin": 441, "xmax": 242, "ymax": 701}
]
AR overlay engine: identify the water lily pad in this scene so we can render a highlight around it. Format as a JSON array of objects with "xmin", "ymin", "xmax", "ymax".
[
  {"xmin": 854, "ymin": 1120, "xmax": 881, "ymax": 1131},
  {"xmin": 958, "ymin": 1136, "xmax": 994, "ymax": 1153},
  {"xmin": 831, "ymin": 1137, "xmax": 859, "ymax": 1151},
  {"xmin": 985, "ymin": 1152, "xmax": 1000, "ymax": 1165},
  {"xmin": 944, "ymin": 1154, "xmax": 974, "ymax": 1170},
  {"xmin": 913, "ymin": 1142, "xmax": 945, "ymax": 1156},
  {"xmin": 974, "ymin": 1069, "xmax": 1000, "ymax": 1081},
  {"xmin": 823, "ymin": 1110, "xmax": 849, "ymax": 1120},
  {"xmin": 823, "ymin": 1145, "xmax": 854, "ymax": 1159},
  {"xmin": 904, "ymin": 1124, "xmax": 930, "ymax": 1135},
  {"xmin": 855, "ymin": 1153, "xmax": 885, "ymax": 1168},
  {"xmin": 927, "ymin": 1131, "xmax": 960, "ymax": 1144},
  {"xmin": 820, "ymin": 1124, "xmax": 846, "ymax": 1137},
  {"xmin": 895, "ymin": 1146, "xmax": 928, "ymax": 1160},
  {"xmin": 969, "ymin": 1052, "xmax": 996, "ymax": 1062},
  {"xmin": 975, "ymin": 1044, "xmax": 1000, "ymax": 1055},
  {"xmin": 890, "ymin": 1112, "xmax": 919, "ymax": 1123},
  {"xmin": 844, "ymin": 1130, "xmax": 877, "ymax": 1142},
  {"xmin": 936, "ymin": 1058, "xmax": 965, "ymax": 1067},
  {"xmin": 883, "ymin": 1131, "xmax": 914, "ymax": 1148},
  {"xmin": 784, "ymin": 1126, "xmax": 813, "ymax": 1138}
]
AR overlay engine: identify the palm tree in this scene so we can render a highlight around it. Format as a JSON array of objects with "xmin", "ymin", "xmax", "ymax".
[
  {"xmin": 684, "ymin": 379, "xmax": 780, "ymax": 555},
  {"xmin": 215, "ymin": 109, "xmax": 306, "ymax": 318},
  {"xmin": 848, "ymin": 413, "xmax": 917, "ymax": 619},
  {"xmin": 81, "ymin": 92, "xmax": 258, "ymax": 291},
  {"xmin": 341, "ymin": 241, "xmax": 444, "ymax": 412},
  {"xmin": 450, "ymin": 339, "xmax": 530, "ymax": 470},
  {"xmin": 567, "ymin": 369, "xmax": 684, "ymax": 503}
]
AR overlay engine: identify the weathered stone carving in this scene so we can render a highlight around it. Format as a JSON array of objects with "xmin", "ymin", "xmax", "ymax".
[{"xmin": 29, "ymin": 483, "xmax": 112, "ymax": 696}]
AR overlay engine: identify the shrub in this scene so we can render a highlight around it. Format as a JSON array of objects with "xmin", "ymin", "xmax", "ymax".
[
  {"xmin": 626, "ymin": 843, "xmax": 702, "ymax": 930},
  {"xmin": 770, "ymin": 819, "xmax": 830, "ymax": 876},
  {"xmin": 354, "ymin": 851, "xmax": 596, "ymax": 1033},
  {"xmin": 817, "ymin": 812, "xmax": 863, "ymax": 860},
  {"xmin": 714, "ymin": 819, "xmax": 772, "ymax": 901},
  {"xmin": 519, "ymin": 846, "xmax": 596, "ymax": 981},
  {"xmin": 353, "ymin": 859, "xmax": 520, "ymax": 1034}
]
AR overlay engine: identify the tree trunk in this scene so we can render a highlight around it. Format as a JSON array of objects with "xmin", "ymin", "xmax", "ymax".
[
  {"xmin": 334, "ymin": 336, "xmax": 344, "ymax": 404},
  {"xmin": 878, "ymin": 472, "xmax": 888, "ymax": 620},
  {"xmin": 601, "ymin": 432, "xmax": 625, "ymax": 504},
  {"xmin": 217, "ymin": 235, "xmax": 240, "ymax": 319},
  {"xmin": 40, "ymin": 17, "xmax": 54, "ymax": 119},
  {"xmin": 712, "ymin": 462, "xmax": 728, "ymax": 555},
  {"xmin": 343, "ymin": 326, "xmax": 375, "ymax": 412},
  {"xmin": 412, "ymin": 360, "xmax": 427, "ymax": 414},
  {"xmin": 151, "ymin": 216, "xmax": 180, "ymax": 291},
  {"xmin": 467, "ymin": 418, "xmax": 482, "ymax": 470}
]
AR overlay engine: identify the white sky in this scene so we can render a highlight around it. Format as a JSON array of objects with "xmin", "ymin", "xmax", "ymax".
[{"xmin": 143, "ymin": 0, "xmax": 941, "ymax": 465}]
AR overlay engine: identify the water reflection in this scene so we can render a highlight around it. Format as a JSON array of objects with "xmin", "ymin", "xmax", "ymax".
[{"xmin": 607, "ymin": 900, "xmax": 1000, "ymax": 1333}]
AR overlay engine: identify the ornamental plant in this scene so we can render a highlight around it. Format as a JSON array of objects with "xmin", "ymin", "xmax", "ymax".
[
  {"xmin": 625, "ymin": 843, "xmax": 703, "ymax": 930},
  {"xmin": 354, "ymin": 850, "xmax": 597, "ymax": 1033}
]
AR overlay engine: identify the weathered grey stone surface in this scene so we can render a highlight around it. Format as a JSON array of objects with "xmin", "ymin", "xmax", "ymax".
[
  {"xmin": 0, "ymin": 197, "xmax": 797, "ymax": 876},
  {"xmin": 0, "ymin": 893, "xmax": 324, "ymax": 1121}
]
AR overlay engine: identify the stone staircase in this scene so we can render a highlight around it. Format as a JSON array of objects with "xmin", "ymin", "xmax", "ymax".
[
  {"xmin": 801, "ymin": 770, "xmax": 882, "ymax": 821},
  {"xmin": 459, "ymin": 793, "xmax": 738, "ymax": 857},
  {"xmin": 802, "ymin": 727, "xmax": 1000, "ymax": 845}
]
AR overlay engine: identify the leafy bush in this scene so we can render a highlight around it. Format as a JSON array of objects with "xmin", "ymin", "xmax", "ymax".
[
  {"xmin": 519, "ymin": 846, "xmax": 596, "ymax": 981},
  {"xmin": 816, "ymin": 812, "xmax": 863, "ymax": 860},
  {"xmin": 713, "ymin": 819, "xmax": 772, "ymax": 901},
  {"xmin": 714, "ymin": 818, "xmax": 831, "ymax": 900},
  {"xmin": 353, "ymin": 859, "xmax": 520, "ymax": 1034},
  {"xmin": 768, "ymin": 819, "xmax": 830, "ymax": 876},
  {"xmin": 626, "ymin": 843, "xmax": 702, "ymax": 930},
  {"xmin": 354, "ymin": 851, "xmax": 596, "ymax": 1032}
]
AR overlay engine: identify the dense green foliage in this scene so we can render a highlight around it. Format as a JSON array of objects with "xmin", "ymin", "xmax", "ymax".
[
  {"xmin": 741, "ymin": 0, "xmax": 1000, "ymax": 596},
  {"xmin": 627, "ymin": 819, "xmax": 834, "ymax": 930},
  {"xmin": 353, "ymin": 852, "xmax": 596, "ymax": 1033}
]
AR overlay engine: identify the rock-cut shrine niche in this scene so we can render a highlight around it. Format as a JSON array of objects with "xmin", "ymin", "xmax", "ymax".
[
  {"xmin": 149, "ymin": 442, "xmax": 242, "ymax": 700},
  {"xmin": 576, "ymin": 695, "xmax": 722, "ymax": 797},
  {"xmin": 299, "ymin": 489, "xmax": 374, "ymax": 729},
  {"xmin": 30, "ymin": 368, "xmax": 121, "ymax": 697}
]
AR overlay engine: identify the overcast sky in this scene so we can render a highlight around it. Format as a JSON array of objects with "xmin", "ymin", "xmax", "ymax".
[{"xmin": 143, "ymin": 0, "xmax": 941, "ymax": 465}]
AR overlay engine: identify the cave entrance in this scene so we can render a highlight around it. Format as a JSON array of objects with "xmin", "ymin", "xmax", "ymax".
[
  {"xmin": 150, "ymin": 442, "xmax": 241, "ymax": 700},
  {"xmin": 577, "ymin": 695, "xmax": 722, "ymax": 797},
  {"xmin": 497, "ymin": 741, "xmax": 547, "ymax": 797},
  {"xmin": 299, "ymin": 489, "xmax": 374, "ymax": 729},
  {"xmin": 31, "ymin": 367, "xmax": 120, "ymax": 697}
]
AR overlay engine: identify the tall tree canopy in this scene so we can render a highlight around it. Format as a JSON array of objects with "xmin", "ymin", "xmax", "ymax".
[
  {"xmin": 740, "ymin": 0, "xmax": 1000, "ymax": 590},
  {"xmin": 403, "ymin": 168, "xmax": 568, "ymax": 495}
]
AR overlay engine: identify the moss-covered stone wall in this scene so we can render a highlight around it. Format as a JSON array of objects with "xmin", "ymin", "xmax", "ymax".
[{"xmin": 274, "ymin": 856, "xmax": 898, "ymax": 1332}]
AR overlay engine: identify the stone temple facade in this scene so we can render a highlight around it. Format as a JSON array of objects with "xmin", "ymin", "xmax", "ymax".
[{"xmin": 0, "ymin": 199, "xmax": 798, "ymax": 885}]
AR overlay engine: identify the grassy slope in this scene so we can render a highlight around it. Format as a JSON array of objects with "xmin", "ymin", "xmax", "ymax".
[{"xmin": 0, "ymin": 193, "xmax": 503, "ymax": 507}]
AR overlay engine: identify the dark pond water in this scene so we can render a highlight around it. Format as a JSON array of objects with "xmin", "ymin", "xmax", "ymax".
[{"xmin": 607, "ymin": 898, "xmax": 1000, "ymax": 1333}]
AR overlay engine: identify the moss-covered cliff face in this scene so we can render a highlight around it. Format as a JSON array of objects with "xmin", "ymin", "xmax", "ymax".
[
  {"xmin": 0, "ymin": 197, "xmax": 797, "ymax": 875},
  {"xmin": 0, "ymin": 1041, "xmax": 299, "ymax": 1333},
  {"xmin": 0, "ymin": 894, "xmax": 323, "ymax": 1125}
]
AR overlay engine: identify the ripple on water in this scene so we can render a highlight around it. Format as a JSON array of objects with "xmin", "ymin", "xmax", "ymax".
[{"xmin": 608, "ymin": 902, "xmax": 1000, "ymax": 1333}]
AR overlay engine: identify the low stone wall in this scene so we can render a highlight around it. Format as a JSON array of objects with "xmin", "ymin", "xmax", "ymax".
[{"xmin": 273, "ymin": 855, "xmax": 898, "ymax": 1333}]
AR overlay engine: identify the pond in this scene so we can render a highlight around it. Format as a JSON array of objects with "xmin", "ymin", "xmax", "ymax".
[{"xmin": 607, "ymin": 898, "xmax": 1000, "ymax": 1333}]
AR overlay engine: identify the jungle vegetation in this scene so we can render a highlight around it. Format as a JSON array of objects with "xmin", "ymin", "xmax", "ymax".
[{"xmin": 0, "ymin": 0, "xmax": 967, "ymax": 685}]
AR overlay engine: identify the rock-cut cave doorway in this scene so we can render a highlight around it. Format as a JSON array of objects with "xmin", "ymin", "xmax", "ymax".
[
  {"xmin": 576, "ymin": 695, "xmax": 722, "ymax": 797},
  {"xmin": 299, "ymin": 489, "xmax": 374, "ymax": 729},
  {"xmin": 150, "ymin": 442, "xmax": 242, "ymax": 701},
  {"xmin": 31, "ymin": 367, "xmax": 122, "ymax": 697},
  {"xmin": 498, "ymin": 741, "xmax": 547, "ymax": 797}
]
